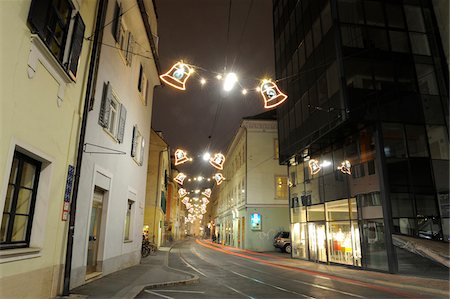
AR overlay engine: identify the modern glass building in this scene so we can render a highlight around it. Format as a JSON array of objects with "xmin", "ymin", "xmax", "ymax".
[{"xmin": 273, "ymin": 0, "xmax": 448, "ymax": 273}]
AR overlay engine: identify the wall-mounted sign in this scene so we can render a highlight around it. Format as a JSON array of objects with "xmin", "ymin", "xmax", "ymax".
[
  {"xmin": 62, "ymin": 165, "xmax": 74, "ymax": 221},
  {"xmin": 250, "ymin": 213, "xmax": 261, "ymax": 231}
]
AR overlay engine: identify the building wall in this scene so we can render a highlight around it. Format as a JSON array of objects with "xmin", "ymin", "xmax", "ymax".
[
  {"xmin": 0, "ymin": 0, "xmax": 97, "ymax": 297},
  {"xmin": 71, "ymin": 0, "xmax": 160, "ymax": 289}
]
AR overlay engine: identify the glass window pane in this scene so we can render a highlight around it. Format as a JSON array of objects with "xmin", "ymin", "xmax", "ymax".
[
  {"xmin": 11, "ymin": 215, "xmax": 28, "ymax": 242},
  {"xmin": 386, "ymin": 4, "xmax": 405, "ymax": 28},
  {"xmin": 291, "ymin": 223, "xmax": 308, "ymax": 258},
  {"xmin": 357, "ymin": 192, "xmax": 383, "ymax": 219},
  {"xmin": 351, "ymin": 221, "xmax": 362, "ymax": 266},
  {"xmin": 362, "ymin": 219, "xmax": 389, "ymax": 271},
  {"xmin": 327, "ymin": 61, "xmax": 340, "ymax": 97},
  {"xmin": 345, "ymin": 60, "xmax": 373, "ymax": 89},
  {"xmin": 313, "ymin": 18, "xmax": 322, "ymax": 48},
  {"xmin": 305, "ymin": 31, "xmax": 313, "ymax": 57},
  {"xmin": 338, "ymin": 0, "xmax": 364, "ymax": 24},
  {"xmin": 350, "ymin": 197, "xmax": 357, "ymax": 219},
  {"xmin": 404, "ymin": 5, "xmax": 426, "ymax": 32},
  {"xmin": 366, "ymin": 28, "xmax": 389, "ymax": 51},
  {"xmin": 389, "ymin": 31, "xmax": 409, "ymax": 53},
  {"xmin": 364, "ymin": 0, "xmax": 385, "ymax": 26},
  {"xmin": 416, "ymin": 64, "xmax": 440, "ymax": 95},
  {"xmin": 276, "ymin": 177, "xmax": 288, "ymax": 199},
  {"xmin": 9, "ymin": 158, "xmax": 19, "ymax": 184},
  {"xmin": 0, "ymin": 215, "xmax": 9, "ymax": 242},
  {"xmin": 422, "ymin": 96, "xmax": 445, "ymax": 124},
  {"xmin": 341, "ymin": 25, "xmax": 364, "ymax": 48},
  {"xmin": 16, "ymin": 188, "xmax": 32, "ymax": 215},
  {"xmin": 307, "ymin": 204, "xmax": 325, "ymax": 221},
  {"xmin": 427, "ymin": 125, "xmax": 449, "ymax": 159},
  {"xmin": 393, "ymin": 218, "xmax": 416, "ymax": 235},
  {"xmin": 326, "ymin": 199, "xmax": 350, "ymax": 221},
  {"xmin": 416, "ymin": 194, "xmax": 439, "ymax": 217},
  {"xmin": 410, "ymin": 33, "xmax": 431, "ymax": 55},
  {"xmin": 391, "ymin": 193, "xmax": 414, "ymax": 217},
  {"xmin": 417, "ymin": 217, "xmax": 442, "ymax": 240},
  {"xmin": 382, "ymin": 123, "xmax": 407, "ymax": 158},
  {"xmin": 4, "ymin": 185, "xmax": 15, "ymax": 214},
  {"xmin": 20, "ymin": 162, "xmax": 36, "ymax": 189},
  {"xmin": 405, "ymin": 125, "xmax": 429, "ymax": 157},
  {"xmin": 327, "ymin": 221, "xmax": 353, "ymax": 265},
  {"xmin": 318, "ymin": 74, "xmax": 328, "ymax": 105},
  {"xmin": 321, "ymin": 2, "xmax": 332, "ymax": 34},
  {"xmin": 432, "ymin": 160, "xmax": 449, "ymax": 193}
]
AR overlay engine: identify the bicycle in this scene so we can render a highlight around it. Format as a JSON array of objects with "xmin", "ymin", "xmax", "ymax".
[{"xmin": 141, "ymin": 237, "xmax": 157, "ymax": 258}]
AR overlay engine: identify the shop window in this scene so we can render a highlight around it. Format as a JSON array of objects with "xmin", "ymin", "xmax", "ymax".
[
  {"xmin": 307, "ymin": 204, "xmax": 325, "ymax": 221},
  {"xmin": 410, "ymin": 33, "xmax": 431, "ymax": 56},
  {"xmin": 349, "ymin": 197, "xmax": 357, "ymax": 219},
  {"xmin": 382, "ymin": 123, "xmax": 407, "ymax": 158},
  {"xmin": 404, "ymin": 5, "xmax": 426, "ymax": 33},
  {"xmin": 327, "ymin": 221, "xmax": 353, "ymax": 265},
  {"xmin": 291, "ymin": 223, "xmax": 308, "ymax": 259},
  {"xmin": 1, "ymin": 152, "xmax": 41, "ymax": 249},
  {"xmin": 405, "ymin": 125, "xmax": 429, "ymax": 157},
  {"xmin": 341, "ymin": 25, "xmax": 364, "ymax": 48},
  {"xmin": 393, "ymin": 218, "xmax": 416, "ymax": 235},
  {"xmin": 416, "ymin": 64, "xmax": 439, "ymax": 95},
  {"xmin": 390, "ymin": 193, "xmax": 414, "ymax": 218},
  {"xmin": 364, "ymin": 0, "xmax": 385, "ymax": 26},
  {"xmin": 389, "ymin": 31, "xmax": 409, "ymax": 53},
  {"xmin": 338, "ymin": 0, "xmax": 364, "ymax": 24},
  {"xmin": 426, "ymin": 125, "xmax": 449, "ymax": 159},
  {"xmin": 362, "ymin": 219, "xmax": 389, "ymax": 271},
  {"xmin": 326, "ymin": 199, "xmax": 350, "ymax": 221},
  {"xmin": 386, "ymin": 4, "xmax": 405, "ymax": 28},
  {"xmin": 321, "ymin": 2, "xmax": 332, "ymax": 34}
]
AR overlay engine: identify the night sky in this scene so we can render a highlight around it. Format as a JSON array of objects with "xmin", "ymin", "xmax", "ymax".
[{"xmin": 152, "ymin": 0, "xmax": 275, "ymax": 184}]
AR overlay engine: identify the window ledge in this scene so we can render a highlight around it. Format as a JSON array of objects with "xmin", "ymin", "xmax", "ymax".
[
  {"xmin": 28, "ymin": 34, "xmax": 73, "ymax": 107},
  {"xmin": 0, "ymin": 247, "xmax": 41, "ymax": 264}
]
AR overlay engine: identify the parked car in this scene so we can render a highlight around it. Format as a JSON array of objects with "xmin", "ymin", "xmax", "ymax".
[{"xmin": 273, "ymin": 231, "xmax": 291, "ymax": 253}]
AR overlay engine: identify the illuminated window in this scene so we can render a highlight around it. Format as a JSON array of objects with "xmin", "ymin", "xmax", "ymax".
[{"xmin": 275, "ymin": 176, "xmax": 288, "ymax": 199}]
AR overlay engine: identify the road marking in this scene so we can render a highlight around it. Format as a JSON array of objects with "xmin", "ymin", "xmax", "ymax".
[
  {"xmin": 292, "ymin": 279, "xmax": 366, "ymax": 298},
  {"xmin": 156, "ymin": 290, "xmax": 205, "ymax": 294},
  {"xmin": 179, "ymin": 255, "xmax": 207, "ymax": 277},
  {"xmin": 222, "ymin": 283, "xmax": 256, "ymax": 299},
  {"xmin": 230, "ymin": 270, "xmax": 315, "ymax": 299},
  {"xmin": 144, "ymin": 290, "xmax": 174, "ymax": 299}
]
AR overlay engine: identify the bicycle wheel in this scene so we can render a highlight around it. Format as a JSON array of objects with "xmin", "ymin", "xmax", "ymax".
[
  {"xmin": 141, "ymin": 245, "xmax": 150, "ymax": 258},
  {"xmin": 149, "ymin": 244, "xmax": 157, "ymax": 256}
]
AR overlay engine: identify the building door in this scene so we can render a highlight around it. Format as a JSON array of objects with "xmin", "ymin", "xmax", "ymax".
[
  {"xmin": 308, "ymin": 222, "xmax": 327, "ymax": 263},
  {"xmin": 86, "ymin": 188, "xmax": 104, "ymax": 275}
]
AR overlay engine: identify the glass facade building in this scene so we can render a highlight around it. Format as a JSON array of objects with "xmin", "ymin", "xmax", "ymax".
[{"xmin": 273, "ymin": 0, "xmax": 448, "ymax": 272}]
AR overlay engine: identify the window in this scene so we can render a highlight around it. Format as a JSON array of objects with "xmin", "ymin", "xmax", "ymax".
[
  {"xmin": 275, "ymin": 176, "xmax": 288, "ymax": 199},
  {"xmin": 416, "ymin": 64, "xmax": 439, "ymax": 95},
  {"xmin": 99, "ymin": 82, "xmax": 127, "ymax": 143},
  {"xmin": 427, "ymin": 125, "xmax": 449, "ymax": 160},
  {"xmin": 405, "ymin": 125, "xmax": 429, "ymax": 157},
  {"xmin": 27, "ymin": 0, "xmax": 85, "ymax": 80},
  {"xmin": 138, "ymin": 65, "xmax": 148, "ymax": 104},
  {"xmin": 382, "ymin": 123, "xmax": 407, "ymax": 158},
  {"xmin": 341, "ymin": 25, "xmax": 364, "ymax": 48},
  {"xmin": 131, "ymin": 125, "xmax": 145, "ymax": 165},
  {"xmin": 364, "ymin": 0, "xmax": 385, "ymax": 26},
  {"xmin": 321, "ymin": 2, "xmax": 332, "ymax": 35},
  {"xmin": 389, "ymin": 31, "xmax": 409, "ymax": 53},
  {"xmin": 312, "ymin": 18, "xmax": 322, "ymax": 48},
  {"xmin": 367, "ymin": 160, "xmax": 376, "ymax": 175},
  {"xmin": 1, "ymin": 152, "xmax": 41, "ymax": 249},
  {"xmin": 124, "ymin": 200, "xmax": 134, "ymax": 241},
  {"xmin": 338, "ymin": 0, "xmax": 364, "ymax": 24},
  {"xmin": 386, "ymin": 4, "xmax": 405, "ymax": 29},
  {"xmin": 404, "ymin": 5, "xmax": 426, "ymax": 33},
  {"xmin": 112, "ymin": 1, "xmax": 133, "ymax": 65},
  {"xmin": 410, "ymin": 33, "xmax": 431, "ymax": 56}
]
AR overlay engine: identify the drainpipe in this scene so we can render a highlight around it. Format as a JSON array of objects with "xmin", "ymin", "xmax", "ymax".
[{"xmin": 62, "ymin": 0, "xmax": 107, "ymax": 295}]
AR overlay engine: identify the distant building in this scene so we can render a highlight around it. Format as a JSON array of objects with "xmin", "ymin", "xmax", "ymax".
[
  {"xmin": 0, "ymin": 0, "xmax": 97, "ymax": 297},
  {"xmin": 71, "ymin": 0, "xmax": 160, "ymax": 288},
  {"xmin": 214, "ymin": 110, "xmax": 290, "ymax": 251},
  {"xmin": 273, "ymin": 0, "xmax": 448, "ymax": 273}
]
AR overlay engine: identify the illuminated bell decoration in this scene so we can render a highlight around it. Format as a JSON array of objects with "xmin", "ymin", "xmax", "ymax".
[
  {"xmin": 338, "ymin": 160, "xmax": 352, "ymax": 175},
  {"xmin": 188, "ymin": 208, "xmax": 194, "ymax": 213},
  {"xmin": 260, "ymin": 80, "xmax": 288, "ymax": 109},
  {"xmin": 202, "ymin": 198, "xmax": 209, "ymax": 205},
  {"xmin": 179, "ymin": 188, "xmax": 188, "ymax": 198},
  {"xmin": 174, "ymin": 149, "xmax": 189, "ymax": 166},
  {"xmin": 309, "ymin": 159, "xmax": 321, "ymax": 175},
  {"xmin": 198, "ymin": 215, "xmax": 204, "ymax": 220},
  {"xmin": 181, "ymin": 196, "xmax": 189, "ymax": 205},
  {"xmin": 213, "ymin": 173, "xmax": 225, "ymax": 185},
  {"xmin": 209, "ymin": 153, "xmax": 225, "ymax": 170},
  {"xmin": 185, "ymin": 203, "xmax": 192, "ymax": 209},
  {"xmin": 174, "ymin": 172, "xmax": 187, "ymax": 185},
  {"xmin": 202, "ymin": 188, "xmax": 211, "ymax": 198},
  {"xmin": 160, "ymin": 62, "xmax": 193, "ymax": 91}
]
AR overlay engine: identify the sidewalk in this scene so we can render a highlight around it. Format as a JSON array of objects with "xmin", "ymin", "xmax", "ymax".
[{"xmin": 68, "ymin": 246, "xmax": 198, "ymax": 299}]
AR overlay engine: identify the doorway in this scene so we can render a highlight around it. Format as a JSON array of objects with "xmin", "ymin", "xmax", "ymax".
[
  {"xmin": 86, "ymin": 187, "xmax": 104, "ymax": 275},
  {"xmin": 308, "ymin": 222, "xmax": 327, "ymax": 263}
]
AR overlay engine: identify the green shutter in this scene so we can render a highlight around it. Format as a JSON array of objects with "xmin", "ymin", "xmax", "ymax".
[
  {"xmin": 117, "ymin": 104, "xmax": 127, "ymax": 143},
  {"xmin": 67, "ymin": 13, "xmax": 85, "ymax": 80},
  {"xmin": 98, "ymin": 82, "xmax": 112, "ymax": 127}
]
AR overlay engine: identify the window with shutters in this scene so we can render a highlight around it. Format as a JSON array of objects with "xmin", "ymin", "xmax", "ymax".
[
  {"xmin": 112, "ymin": 1, "xmax": 133, "ymax": 66},
  {"xmin": 99, "ymin": 82, "xmax": 127, "ymax": 143},
  {"xmin": 131, "ymin": 125, "xmax": 145, "ymax": 166},
  {"xmin": 1, "ymin": 152, "xmax": 41, "ymax": 249},
  {"xmin": 138, "ymin": 64, "xmax": 148, "ymax": 105},
  {"xmin": 124, "ymin": 199, "xmax": 134, "ymax": 241},
  {"xmin": 27, "ymin": 0, "xmax": 85, "ymax": 81}
]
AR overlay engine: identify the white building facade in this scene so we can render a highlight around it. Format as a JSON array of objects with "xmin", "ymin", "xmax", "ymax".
[
  {"xmin": 70, "ymin": 0, "xmax": 160, "ymax": 288},
  {"xmin": 215, "ymin": 111, "xmax": 290, "ymax": 251}
]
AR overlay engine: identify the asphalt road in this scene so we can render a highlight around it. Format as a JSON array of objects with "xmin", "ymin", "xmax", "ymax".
[{"xmin": 135, "ymin": 239, "xmax": 432, "ymax": 299}]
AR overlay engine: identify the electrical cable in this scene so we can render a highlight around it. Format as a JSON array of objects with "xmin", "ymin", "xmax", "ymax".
[{"xmin": 231, "ymin": 0, "xmax": 254, "ymax": 69}]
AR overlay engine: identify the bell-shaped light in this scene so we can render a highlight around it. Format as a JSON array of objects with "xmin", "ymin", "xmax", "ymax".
[
  {"xmin": 174, "ymin": 149, "xmax": 189, "ymax": 165},
  {"xmin": 202, "ymin": 188, "xmax": 211, "ymax": 198},
  {"xmin": 181, "ymin": 196, "xmax": 189, "ymax": 205},
  {"xmin": 213, "ymin": 173, "xmax": 225, "ymax": 185},
  {"xmin": 338, "ymin": 160, "xmax": 352, "ymax": 175},
  {"xmin": 209, "ymin": 153, "xmax": 225, "ymax": 170},
  {"xmin": 308, "ymin": 159, "xmax": 321, "ymax": 175},
  {"xmin": 202, "ymin": 197, "xmax": 210, "ymax": 205},
  {"xmin": 260, "ymin": 80, "xmax": 288, "ymax": 109},
  {"xmin": 160, "ymin": 62, "xmax": 193, "ymax": 91},
  {"xmin": 174, "ymin": 172, "xmax": 187, "ymax": 185},
  {"xmin": 179, "ymin": 188, "xmax": 188, "ymax": 198}
]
